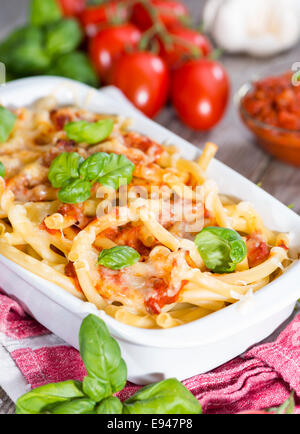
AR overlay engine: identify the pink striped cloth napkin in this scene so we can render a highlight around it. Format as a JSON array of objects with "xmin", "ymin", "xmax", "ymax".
[{"xmin": 0, "ymin": 292, "xmax": 299, "ymax": 414}]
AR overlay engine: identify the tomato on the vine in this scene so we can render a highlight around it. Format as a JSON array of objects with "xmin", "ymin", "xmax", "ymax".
[
  {"xmin": 159, "ymin": 25, "xmax": 212, "ymax": 69},
  {"xmin": 58, "ymin": 0, "xmax": 86, "ymax": 16},
  {"xmin": 131, "ymin": 0, "xmax": 189, "ymax": 31},
  {"xmin": 112, "ymin": 52, "xmax": 170, "ymax": 118},
  {"xmin": 171, "ymin": 59, "xmax": 230, "ymax": 130},
  {"xmin": 80, "ymin": 1, "xmax": 129, "ymax": 35},
  {"xmin": 89, "ymin": 23, "xmax": 142, "ymax": 84}
]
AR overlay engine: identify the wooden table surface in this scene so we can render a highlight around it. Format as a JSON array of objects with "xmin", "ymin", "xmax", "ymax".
[{"xmin": 0, "ymin": 0, "xmax": 299, "ymax": 414}]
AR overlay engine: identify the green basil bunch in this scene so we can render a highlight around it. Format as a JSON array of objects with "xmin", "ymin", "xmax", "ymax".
[
  {"xmin": 48, "ymin": 51, "xmax": 99, "ymax": 88},
  {"xmin": 16, "ymin": 315, "xmax": 202, "ymax": 414},
  {"xmin": 98, "ymin": 246, "xmax": 141, "ymax": 270},
  {"xmin": 30, "ymin": 0, "xmax": 62, "ymax": 27},
  {"xmin": 45, "ymin": 19, "xmax": 83, "ymax": 58},
  {"xmin": 0, "ymin": 0, "xmax": 98, "ymax": 87},
  {"xmin": 0, "ymin": 26, "xmax": 51, "ymax": 76},
  {"xmin": 0, "ymin": 106, "xmax": 17, "ymax": 143},
  {"xmin": 48, "ymin": 149, "xmax": 135, "ymax": 204},
  {"xmin": 194, "ymin": 227, "xmax": 247, "ymax": 274}
]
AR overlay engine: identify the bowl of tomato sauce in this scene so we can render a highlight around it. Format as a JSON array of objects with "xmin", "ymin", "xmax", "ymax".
[{"xmin": 237, "ymin": 68, "xmax": 300, "ymax": 166}]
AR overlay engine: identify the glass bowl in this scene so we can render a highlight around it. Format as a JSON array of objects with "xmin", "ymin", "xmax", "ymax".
[{"xmin": 236, "ymin": 66, "xmax": 300, "ymax": 167}]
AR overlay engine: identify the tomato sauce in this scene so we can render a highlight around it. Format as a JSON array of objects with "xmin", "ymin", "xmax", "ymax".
[
  {"xmin": 42, "ymin": 139, "xmax": 79, "ymax": 167},
  {"xmin": 246, "ymin": 233, "xmax": 271, "ymax": 268},
  {"xmin": 100, "ymin": 224, "xmax": 151, "ymax": 258},
  {"xmin": 58, "ymin": 203, "xmax": 91, "ymax": 229},
  {"xmin": 39, "ymin": 221, "xmax": 61, "ymax": 236},
  {"xmin": 145, "ymin": 278, "xmax": 187, "ymax": 315},
  {"xmin": 96, "ymin": 266, "xmax": 129, "ymax": 301},
  {"xmin": 50, "ymin": 109, "xmax": 73, "ymax": 130},
  {"xmin": 59, "ymin": 203, "xmax": 84, "ymax": 221},
  {"xmin": 124, "ymin": 132, "xmax": 164, "ymax": 160},
  {"xmin": 240, "ymin": 72, "xmax": 300, "ymax": 166},
  {"xmin": 242, "ymin": 72, "xmax": 300, "ymax": 131},
  {"xmin": 278, "ymin": 243, "xmax": 289, "ymax": 251},
  {"xmin": 65, "ymin": 262, "xmax": 83, "ymax": 293}
]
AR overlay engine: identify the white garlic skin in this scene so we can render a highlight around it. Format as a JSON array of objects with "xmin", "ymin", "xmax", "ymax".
[{"xmin": 203, "ymin": 0, "xmax": 300, "ymax": 57}]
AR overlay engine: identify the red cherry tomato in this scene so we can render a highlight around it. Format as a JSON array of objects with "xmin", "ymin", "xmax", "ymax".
[
  {"xmin": 131, "ymin": 0, "xmax": 189, "ymax": 31},
  {"xmin": 80, "ymin": 1, "xmax": 129, "ymax": 36},
  {"xmin": 159, "ymin": 25, "xmax": 212, "ymax": 69},
  {"xmin": 113, "ymin": 52, "xmax": 170, "ymax": 118},
  {"xmin": 58, "ymin": 0, "xmax": 86, "ymax": 16},
  {"xmin": 89, "ymin": 24, "xmax": 141, "ymax": 84},
  {"xmin": 171, "ymin": 59, "xmax": 230, "ymax": 130}
]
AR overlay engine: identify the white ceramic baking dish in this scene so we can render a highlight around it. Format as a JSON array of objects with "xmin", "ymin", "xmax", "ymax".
[{"xmin": 0, "ymin": 76, "xmax": 300, "ymax": 384}]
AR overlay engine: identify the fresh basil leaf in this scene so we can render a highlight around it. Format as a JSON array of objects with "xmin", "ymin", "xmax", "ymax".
[
  {"xmin": 194, "ymin": 227, "xmax": 247, "ymax": 274},
  {"xmin": 50, "ymin": 398, "xmax": 96, "ymax": 414},
  {"xmin": 45, "ymin": 19, "xmax": 83, "ymax": 58},
  {"xmin": 96, "ymin": 397, "xmax": 123, "ymax": 414},
  {"xmin": 48, "ymin": 51, "xmax": 99, "ymax": 88},
  {"xmin": 0, "ymin": 162, "xmax": 5, "ymax": 178},
  {"xmin": 98, "ymin": 246, "xmax": 140, "ymax": 270},
  {"xmin": 82, "ymin": 377, "xmax": 107, "ymax": 403},
  {"xmin": 274, "ymin": 392, "xmax": 295, "ymax": 414},
  {"xmin": 30, "ymin": 0, "xmax": 62, "ymax": 26},
  {"xmin": 0, "ymin": 26, "xmax": 51, "ymax": 76},
  {"xmin": 123, "ymin": 378, "xmax": 202, "ymax": 414},
  {"xmin": 79, "ymin": 315, "xmax": 127, "ymax": 402},
  {"xmin": 16, "ymin": 380, "xmax": 84, "ymax": 414},
  {"xmin": 48, "ymin": 152, "xmax": 83, "ymax": 188},
  {"xmin": 0, "ymin": 107, "xmax": 16, "ymax": 143},
  {"xmin": 79, "ymin": 152, "xmax": 109, "ymax": 182},
  {"xmin": 58, "ymin": 178, "xmax": 91, "ymax": 204},
  {"xmin": 65, "ymin": 119, "xmax": 114, "ymax": 145},
  {"xmin": 97, "ymin": 153, "xmax": 135, "ymax": 190},
  {"xmin": 79, "ymin": 152, "xmax": 135, "ymax": 189}
]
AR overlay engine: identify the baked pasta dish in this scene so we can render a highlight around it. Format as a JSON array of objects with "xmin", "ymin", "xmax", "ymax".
[{"xmin": 0, "ymin": 96, "xmax": 293, "ymax": 329}]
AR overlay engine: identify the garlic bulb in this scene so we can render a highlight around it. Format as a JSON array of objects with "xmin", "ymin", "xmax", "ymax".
[{"xmin": 203, "ymin": 0, "xmax": 300, "ymax": 57}]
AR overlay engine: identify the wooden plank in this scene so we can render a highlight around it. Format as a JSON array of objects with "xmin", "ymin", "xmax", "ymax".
[
  {"xmin": 0, "ymin": 387, "xmax": 15, "ymax": 414},
  {"xmin": 0, "ymin": 0, "xmax": 28, "ymax": 39},
  {"xmin": 259, "ymin": 160, "xmax": 300, "ymax": 214}
]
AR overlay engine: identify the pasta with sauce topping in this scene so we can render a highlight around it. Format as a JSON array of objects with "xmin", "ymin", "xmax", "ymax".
[{"xmin": 0, "ymin": 96, "xmax": 294, "ymax": 329}]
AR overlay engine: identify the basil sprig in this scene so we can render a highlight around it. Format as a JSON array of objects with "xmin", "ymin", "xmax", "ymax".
[
  {"xmin": 123, "ymin": 378, "xmax": 202, "ymax": 414},
  {"xmin": 98, "ymin": 246, "xmax": 141, "ymax": 270},
  {"xmin": 96, "ymin": 396, "xmax": 123, "ymax": 414},
  {"xmin": 194, "ymin": 227, "xmax": 247, "ymax": 274},
  {"xmin": 79, "ymin": 315, "xmax": 127, "ymax": 402},
  {"xmin": 65, "ymin": 119, "xmax": 114, "ymax": 145},
  {"xmin": 51, "ymin": 398, "xmax": 96, "ymax": 415},
  {"xmin": 0, "ymin": 106, "xmax": 17, "ymax": 143},
  {"xmin": 48, "ymin": 151, "xmax": 135, "ymax": 204},
  {"xmin": 48, "ymin": 152, "xmax": 84, "ymax": 188},
  {"xmin": 0, "ymin": 162, "xmax": 5, "ymax": 178},
  {"xmin": 48, "ymin": 51, "xmax": 99, "ymax": 88},
  {"xmin": 30, "ymin": 0, "xmax": 62, "ymax": 27},
  {"xmin": 16, "ymin": 380, "xmax": 85, "ymax": 414},
  {"xmin": 59, "ymin": 179, "xmax": 92, "ymax": 204},
  {"xmin": 45, "ymin": 18, "xmax": 83, "ymax": 58},
  {"xmin": 0, "ymin": 0, "xmax": 98, "ymax": 86},
  {"xmin": 16, "ymin": 314, "xmax": 202, "ymax": 414},
  {"xmin": 80, "ymin": 152, "xmax": 135, "ymax": 190}
]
